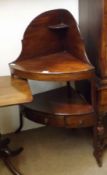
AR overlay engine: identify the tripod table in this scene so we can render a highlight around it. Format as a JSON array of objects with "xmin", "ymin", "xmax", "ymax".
[{"xmin": 0, "ymin": 76, "xmax": 32, "ymax": 175}]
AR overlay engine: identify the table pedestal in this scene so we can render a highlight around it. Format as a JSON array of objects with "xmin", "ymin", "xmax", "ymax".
[
  {"xmin": 0, "ymin": 76, "xmax": 33, "ymax": 175},
  {"xmin": 0, "ymin": 137, "xmax": 23, "ymax": 175}
]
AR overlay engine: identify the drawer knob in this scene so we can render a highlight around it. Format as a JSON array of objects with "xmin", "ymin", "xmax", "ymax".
[{"xmin": 78, "ymin": 120, "xmax": 84, "ymax": 127}]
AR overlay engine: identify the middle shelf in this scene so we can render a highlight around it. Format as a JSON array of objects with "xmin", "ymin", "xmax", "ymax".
[{"xmin": 20, "ymin": 86, "xmax": 96, "ymax": 128}]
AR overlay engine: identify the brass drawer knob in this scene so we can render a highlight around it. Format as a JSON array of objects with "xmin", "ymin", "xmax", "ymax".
[{"xmin": 78, "ymin": 120, "xmax": 84, "ymax": 127}]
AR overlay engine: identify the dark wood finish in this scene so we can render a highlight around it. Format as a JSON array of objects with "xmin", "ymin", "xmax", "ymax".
[
  {"xmin": 79, "ymin": 0, "xmax": 107, "ymax": 111},
  {"xmin": 9, "ymin": 9, "xmax": 98, "ymax": 166},
  {"xmin": 0, "ymin": 141, "xmax": 23, "ymax": 175},
  {"xmin": 0, "ymin": 76, "xmax": 33, "ymax": 175},
  {"xmin": 10, "ymin": 52, "xmax": 94, "ymax": 81},
  {"xmin": 9, "ymin": 9, "xmax": 94, "ymax": 81},
  {"xmin": 18, "ymin": 86, "xmax": 96, "ymax": 128},
  {"xmin": 79, "ymin": 0, "xmax": 107, "ymax": 166}
]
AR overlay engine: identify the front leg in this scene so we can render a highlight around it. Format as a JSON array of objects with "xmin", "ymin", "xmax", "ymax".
[{"xmin": 93, "ymin": 113, "xmax": 105, "ymax": 167}]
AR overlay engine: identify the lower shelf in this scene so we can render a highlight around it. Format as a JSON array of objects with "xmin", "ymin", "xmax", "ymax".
[{"xmin": 21, "ymin": 86, "xmax": 96, "ymax": 128}]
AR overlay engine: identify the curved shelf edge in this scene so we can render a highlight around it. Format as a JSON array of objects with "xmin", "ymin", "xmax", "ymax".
[
  {"xmin": 48, "ymin": 23, "xmax": 69, "ymax": 30},
  {"xmin": 20, "ymin": 87, "xmax": 96, "ymax": 128}
]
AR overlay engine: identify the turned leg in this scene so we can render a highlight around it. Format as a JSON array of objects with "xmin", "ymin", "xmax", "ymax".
[
  {"xmin": 90, "ymin": 79, "xmax": 104, "ymax": 166},
  {"xmin": 93, "ymin": 114, "xmax": 105, "ymax": 167}
]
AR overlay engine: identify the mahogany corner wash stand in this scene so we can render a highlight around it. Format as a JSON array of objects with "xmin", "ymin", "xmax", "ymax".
[
  {"xmin": 9, "ymin": 9, "xmax": 100, "ymax": 166},
  {"xmin": 0, "ymin": 76, "xmax": 32, "ymax": 175}
]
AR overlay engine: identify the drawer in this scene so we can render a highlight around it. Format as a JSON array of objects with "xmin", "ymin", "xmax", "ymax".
[
  {"xmin": 23, "ymin": 107, "xmax": 96, "ymax": 128},
  {"xmin": 65, "ymin": 114, "xmax": 96, "ymax": 128},
  {"xmin": 23, "ymin": 108, "xmax": 65, "ymax": 127}
]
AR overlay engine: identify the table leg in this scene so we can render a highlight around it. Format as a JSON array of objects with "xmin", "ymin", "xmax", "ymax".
[
  {"xmin": 0, "ymin": 137, "xmax": 23, "ymax": 175},
  {"xmin": 15, "ymin": 106, "xmax": 24, "ymax": 133}
]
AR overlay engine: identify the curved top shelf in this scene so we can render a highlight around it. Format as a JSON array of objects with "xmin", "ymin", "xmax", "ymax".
[
  {"xmin": 9, "ymin": 9, "xmax": 95, "ymax": 82},
  {"xmin": 9, "ymin": 52, "xmax": 95, "ymax": 81}
]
